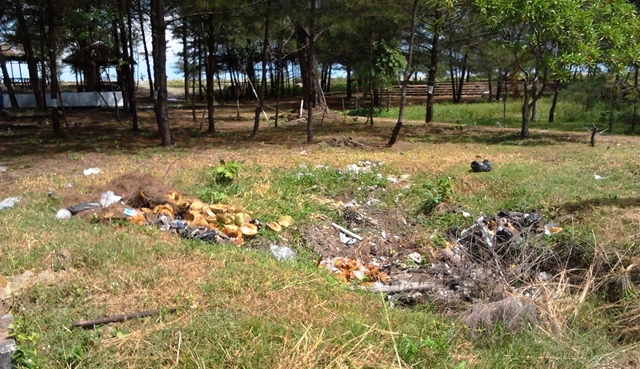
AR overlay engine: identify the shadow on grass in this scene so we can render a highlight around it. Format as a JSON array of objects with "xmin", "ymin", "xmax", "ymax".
[
  {"xmin": 559, "ymin": 196, "xmax": 640, "ymax": 215},
  {"xmin": 370, "ymin": 122, "xmax": 590, "ymax": 146},
  {"xmin": 0, "ymin": 107, "xmax": 593, "ymax": 164}
]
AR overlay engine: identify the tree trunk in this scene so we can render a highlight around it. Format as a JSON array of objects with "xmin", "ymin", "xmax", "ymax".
[
  {"xmin": 113, "ymin": 17, "xmax": 127, "ymax": 110},
  {"xmin": 197, "ymin": 36, "xmax": 204, "ymax": 100},
  {"xmin": 138, "ymin": 0, "xmax": 154, "ymax": 97},
  {"xmin": 126, "ymin": 0, "xmax": 139, "ymax": 131},
  {"xmin": 182, "ymin": 21, "xmax": 190, "ymax": 103},
  {"xmin": 251, "ymin": 0, "xmax": 271, "ymax": 138},
  {"xmin": 0, "ymin": 50, "xmax": 19, "ymax": 108},
  {"xmin": 520, "ymin": 78, "xmax": 531, "ymax": 139},
  {"xmin": 206, "ymin": 15, "xmax": 216, "ymax": 133},
  {"xmin": 346, "ymin": 65, "xmax": 352, "ymax": 99},
  {"xmin": 46, "ymin": 0, "xmax": 62, "ymax": 136},
  {"xmin": 388, "ymin": 0, "xmax": 419, "ymax": 147},
  {"xmin": 150, "ymin": 0, "xmax": 172, "ymax": 146},
  {"xmin": 296, "ymin": 0, "xmax": 325, "ymax": 143},
  {"xmin": 548, "ymin": 80, "xmax": 560, "ymax": 123},
  {"xmin": 455, "ymin": 53, "xmax": 468, "ymax": 103},
  {"xmin": 487, "ymin": 69, "xmax": 493, "ymax": 101},
  {"xmin": 117, "ymin": 0, "xmax": 134, "ymax": 114},
  {"xmin": 425, "ymin": 14, "xmax": 440, "ymax": 123},
  {"xmin": 13, "ymin": 0, "xmax": 45, "ymax": 109}
]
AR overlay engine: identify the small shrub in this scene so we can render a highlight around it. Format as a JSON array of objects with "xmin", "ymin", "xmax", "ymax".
[
  {"xmin": 418, "ymin": 177, "xmax": 454, "ymax": 215},
  {"xmin": 211, "ymin": 159, "xmax": 240, "ymax": 185}
]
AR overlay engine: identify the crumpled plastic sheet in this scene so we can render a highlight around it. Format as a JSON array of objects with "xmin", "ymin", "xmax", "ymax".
[{"xmin": 0, "ymin": 197, "xmax": 21, "ymax": 211}]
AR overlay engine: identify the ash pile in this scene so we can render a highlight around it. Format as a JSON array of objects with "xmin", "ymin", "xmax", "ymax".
[{"xmin": 375, "ymin": 209, "xmax": 565, "ymax": 328}]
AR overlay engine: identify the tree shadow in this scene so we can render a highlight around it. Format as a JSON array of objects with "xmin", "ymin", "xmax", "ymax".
[
  {"xmin": 558, "ymin": 196, "xmax": 640, "ymax": 215},
  {"xmin": 0, "ymin": 107, "xmax": 594, "ymax": 164}
]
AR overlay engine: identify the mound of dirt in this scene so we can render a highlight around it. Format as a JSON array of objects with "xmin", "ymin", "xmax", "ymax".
[{"xmin": 61, "ymin": 172, "xmax": 183, "ymax": 222}]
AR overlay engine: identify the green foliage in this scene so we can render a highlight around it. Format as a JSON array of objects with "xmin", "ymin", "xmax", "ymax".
[
  {"xmin": 371, "ymin": 40, "xmax": 406, "ymax": 87},
  {"xmin": 418, "ymin": 177, "xmax": 454, "ymax": 215},
  {"xmin": 10, "ymin": 317, "xmax": 42, "ymax": 369},
  {"xmin": 211, "ymin": 159, "xmax": 240, "ymax": 185}
]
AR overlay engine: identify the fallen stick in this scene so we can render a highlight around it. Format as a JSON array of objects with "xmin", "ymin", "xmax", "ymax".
[
  {"xmin": 363, "ymin": 281, "xmax": 441, "ymax": 294},
  {"xmin": 71, "ymin": 307, "xmax": 177, "ymax": 329},
  {"xmin": 331, "ymin": 222, "xmax": 363, "ymax": 241}
]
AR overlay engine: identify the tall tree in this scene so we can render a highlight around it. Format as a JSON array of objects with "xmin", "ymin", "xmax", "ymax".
[
  {"xmin": 388, "ymin": 0, "xmax": 420, "ymax": 147},
  {"xmin": 150, "ymin": 0, "xmax": 172, "ymax": 145},
  {"xmin": 206, "ymin": 14, "xmax": 216, "ymax": 133},
  {"xmin": 137, "ymin": 0, "xmax": 154, "ymax": 97},
  {"xmin": 45, "ymin": 0, "xmax": 62, "ymax": 136},
  {"xmin": 250, "ymin": 0, "xmax": 271, "ymax": 138},
  {"xmin": 117, "ymin": 0, "xmax": 139, "ymax": 131},
  {"xmin": 295, "ymin": 0, "xmax": 325, "ymax": 142},
  {"xmin": 476, "ymin": 0, "xmax": 639, "ymax": 138},
  {"xmin": 12, "ymin": 0, "xmax": 45, "ymax": 109}
]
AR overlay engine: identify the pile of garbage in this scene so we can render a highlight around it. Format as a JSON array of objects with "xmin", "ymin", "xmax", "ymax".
[
  {"xmin": 329, "ymin": 136, "xmax": 365, "ymax": 148},
  {"xmin": 57, "ymin": 172, "xmax": 293, "ymax": 246},
  {"xmin": 470, "ymin": 159, "xmax": 493, "ymax": 172},
  {"xmin": 319, "ymin": 257, "xmax": 391, "ymax": 285}
]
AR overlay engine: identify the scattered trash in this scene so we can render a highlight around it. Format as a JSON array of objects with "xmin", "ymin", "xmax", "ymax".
[
  {"xmin": 331, "ymin": 222, "xmax": 363, "ymax": 241},
  {"xmin": 99, "ymin": 191, "xmax": 122, "ymax": 207},
  {"xmin": 344, "ymin": 160, "xmax": 383, "ymax": 174},
  {"xmin": 266, "ymin": 222, "xmax": 282, "ymax": 232},
  {"xmin": 170, "ymin": 220, "xmax": 188, "ymax": 230},
  {"xmin": 55, "ymin": 208, "xmax": 72, "ymax": 219},
  {"xmin": 458, "ymin": 210, "xmax": 551, "ymax": 249},
  {"xmin": 319, "ymin": 257, "xmax": 391, "ymax": 285},
  {"xmin": 0, "ymin": 197, "xmax": 21, "ymax": 211},
  {"xmin": 470, "ymin": 159, "xmax": 493, "ymax": 172},
  {"xmin": 339, "ymin": 232, "xmax": 358, "ymax": 245},
  {"xmin": 0, "ymin": 317, "xmax": 15, "ymax": 369},
  {"xmin": 0, "ymin": 166, "xmax": 7, "ymax": 172},
  {"xmin": 594, "ymin": 173, "xmax": 606, "ymax": 180},
  {"xmin": 83, "ymin": 167, "xmax": 101, "ymax": 176},
  {"xmin": 58, "ymin": 172, "xmax": 297, "ymax": 247},
  {"xmin": 387, "ymin": 176, "xmax": 398, "ymax": 184},
  {"xmin": 330, "ymin": 136, "xmax": 365, "ymax": 147},
  {"xmin": 67, "ymin": 202, "xmax": 102, "ymax": 215},
  {"xmin": 123, "ymin": 208, "xmax": 138, "ymax": 217},
  {"xmin": 270, "ymin": 244, "xmax": 296, "ymax": 261},
  {"xmin": 407, "ymin": 252, "xmax": 423, "ymax": 264},
  {"xmin": 277, "ymin": 215, "xmax": 294, "ymax": 228}
]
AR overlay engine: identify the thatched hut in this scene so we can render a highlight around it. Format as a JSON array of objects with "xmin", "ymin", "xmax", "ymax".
[
  {"xmin": 0, "ymin": 43, "xmax": 33, "ymax": 88},
  {"xmin": 62, "ymin": 41, "xmax": 126, "ymax": 92}
]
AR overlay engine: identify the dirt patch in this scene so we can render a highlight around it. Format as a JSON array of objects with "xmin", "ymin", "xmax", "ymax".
[
  {"xmin": 304, "ymin": 194, "xmax": 578, "ymax": 329},
  {"xmin": 60, "ymin": 172, "xmax": 183, "ymax": 222}
]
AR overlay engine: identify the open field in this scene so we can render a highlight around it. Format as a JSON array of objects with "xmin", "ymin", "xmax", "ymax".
[{"xmin": 1, "ymin": 99, "xmax": 639, "ymax": 368}]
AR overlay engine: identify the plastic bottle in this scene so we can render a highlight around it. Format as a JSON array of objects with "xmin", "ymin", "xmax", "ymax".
[{"xmin": 170, "ymin": 220, "xmax": 188, "ymax": 229}]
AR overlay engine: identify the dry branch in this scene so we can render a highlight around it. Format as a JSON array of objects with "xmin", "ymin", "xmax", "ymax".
[
  {"xmin": 363, "ymin": 281, "xmax": 442, "ymax": 293},
  {"xmin": 72, "ymin": 307, "xmax": 177, "ymax": 329},
  {"xmin": 331, "ymin": 222, "xmax": 363, "ymax": 241}
]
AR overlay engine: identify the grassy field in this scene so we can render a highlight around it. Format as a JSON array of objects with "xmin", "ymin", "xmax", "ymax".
[
  {"xmin": 1, "ymin": 100, "xmax": 639, "ymax": 368},
  {"xmin": 361, "ymin": 86, "xmax": 638, "ymax": 136}
]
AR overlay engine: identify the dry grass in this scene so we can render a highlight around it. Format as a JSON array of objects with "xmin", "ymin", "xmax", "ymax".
[{"xmin": 2, "ymin": 105, "xmax": 640, "ymax": 368}]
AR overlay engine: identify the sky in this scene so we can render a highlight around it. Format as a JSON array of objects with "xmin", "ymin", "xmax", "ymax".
[{"xmin": 3, "ymin": 30, "xmax": 185, "ymax": 83}]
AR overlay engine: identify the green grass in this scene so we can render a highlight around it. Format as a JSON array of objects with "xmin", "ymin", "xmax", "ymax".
[
  {"xmin": 2, "ymin": 116, "xmax": 640, "ymax": 367},
  {"xmin": 366, "ymin": 95, "xmax": 638, "ymax": 135}
]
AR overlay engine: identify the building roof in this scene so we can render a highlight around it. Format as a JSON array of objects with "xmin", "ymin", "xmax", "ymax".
[
  {"xmin": 62, "ymin": 41, "xmax": 121, "ymax": 67},
  {"xmin": 0, "ymin": 43, "xmax": 28, "ymax": 61}
]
